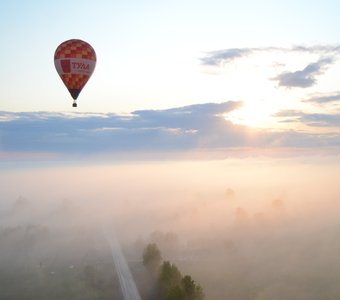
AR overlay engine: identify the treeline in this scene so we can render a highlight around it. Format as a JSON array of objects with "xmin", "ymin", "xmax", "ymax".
[{"xmin": 143, "ymin": 243, "xmax": 204, "ymax": 300}]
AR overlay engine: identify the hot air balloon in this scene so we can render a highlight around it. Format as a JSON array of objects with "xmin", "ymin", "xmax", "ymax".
[{"xmin": 54, "ymin": 39, "xmax": 96, "ymax": 107}]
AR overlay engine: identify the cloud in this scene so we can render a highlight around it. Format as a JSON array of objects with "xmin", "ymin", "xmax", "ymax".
[
  {"xmin": 274, "ymin": 109, "xmax": 340, "ymax": 127},
  {"xmin": 291, "ymin": 45, "xmax": 340, "ymax": 54},
  {"xmin": 304, "ymin": 92, "xmax": 340, "ymax": 104},
  {"xmin": 200, "ymin": 48, "xmax": 253, "ymax": 66},
  {"xmin": 300, "ymin": 113, "xmax": 340, "ymax": 127},
  {"xmin": 200, "ymin": 45, "xmax": 340, "ymax": 89},
  {"xmin": 0, "ymin": 102, "xmax": 244, "ymax": 154},
  {"xmin": 200, "ymin": 45, "xmax": 340, "ymax": 67},
  {"xmin": 1, "ymin": 102, "xmax": 340, "ymax": 158},
  {"xmin": 272, "ymin": 57, "xmax": 334, "ymax": 88},
  {"xmin": 273, "ymin": 110, "xmax": 302, "ymax": 117}
]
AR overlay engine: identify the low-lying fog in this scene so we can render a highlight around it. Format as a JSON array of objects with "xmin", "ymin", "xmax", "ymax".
[{"xmin": 1, "ymin": 156, "xmax": 340, "ymax": 299}]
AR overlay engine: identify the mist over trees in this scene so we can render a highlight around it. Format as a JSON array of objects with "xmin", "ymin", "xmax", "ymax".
[
  {"xmin": 1, "ymin": 158, "xmax": 340, "ymax": 299},
  {"xmin": 143, "ymin": 243, "xmax": 162, "ymax": 276},
  {"xmin": 142, "ymin": 243, "xmax": 204, "ymax": 300},
  {"xmin": 0, "ymin": 197, "xmax": 122, "ymax": 299}
]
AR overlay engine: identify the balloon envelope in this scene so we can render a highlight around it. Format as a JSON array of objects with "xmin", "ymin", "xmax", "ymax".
[{"xmin": 54, "ymin": 39, "xmax": 96, "ymax": 103}]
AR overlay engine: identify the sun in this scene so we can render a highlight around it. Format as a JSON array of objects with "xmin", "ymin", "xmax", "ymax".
[{"xmin": 224, "ymin": 100, "xmax": 278, "ymax": 129}]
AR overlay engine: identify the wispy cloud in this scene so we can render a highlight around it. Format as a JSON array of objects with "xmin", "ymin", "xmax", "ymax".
[
  {"xmin": 273, "ymin": 110, "xmax": 302, "ymax": 117},
  {"xmin": 200, "ymin": 48, "xmax": 253, "ymax": 66},
  {"xmin": 274, "ymin": 109, "xmax": 340, "ymax": 127},
  {"xmin": 304, "ymin": 92, "xmax": 340, "ymax": 104},
  {"xmin": 291, "ymin": 45, "xmax": 340, "ymax": 54},
  {"xmin": 301, "ymin": 113, "xmax": 340, "ymax": 127},
  {"xmin": 200, "ymin": 45, "xmax": 340, "ymax": 67},
  {"xmin": 200, "ymin": 45, "xmax": 340, "ymax": 89}
]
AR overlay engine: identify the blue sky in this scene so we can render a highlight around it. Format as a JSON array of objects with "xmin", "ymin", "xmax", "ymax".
[
  {"xmin": 1, "ymin": 0, "xmax": 340, "ymax": 111},
  {"xmin": 1, "ymin": 0, "xmax": 340, "ymax": 157}
]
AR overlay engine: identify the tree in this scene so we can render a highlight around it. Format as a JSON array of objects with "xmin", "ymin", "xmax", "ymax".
[
  {"xmin": 182, "ymin": 275, "xmax": 195, "ymax": 298},
  {"xmin": 182, "ymin": 275, "xmax": 205, "ymax": 300},
  {"xmin": 141, "ymin": 243, "xmax": 205, "ymax": 300},
  {"xmin": 167, "ymin": 285, "xmax": 186, "ymax": 300},
  {"xmin": 159, "ymin": 261, "xmax": 182, "ymax": 299},
  {"xmin": 143, "ymin": 243, "xmax": 162, "ymax": 275}
]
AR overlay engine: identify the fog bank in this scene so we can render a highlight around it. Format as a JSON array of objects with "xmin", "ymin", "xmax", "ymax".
[{"xmin": 1, "ymin": 156, "xmax": 340, "ymax": 299}]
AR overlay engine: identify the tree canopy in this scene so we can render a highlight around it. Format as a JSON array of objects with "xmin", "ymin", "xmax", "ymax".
[
  {"xmin": 142, "ymin": 243, "xmax": 204, "ymax": 300},
  {"xmin": 143, "ymin": 243, "xmax": 162, "ymax": 275}
]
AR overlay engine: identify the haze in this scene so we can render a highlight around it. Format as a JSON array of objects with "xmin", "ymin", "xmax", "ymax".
[{"xmin": 1, "ymin": 156, "xmax": 340, "ymax": 299}]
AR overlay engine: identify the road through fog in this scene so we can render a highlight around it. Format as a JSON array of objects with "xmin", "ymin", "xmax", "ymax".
[{"xmin": 103, "ymin": 228, "xmax": 141, "ymax": 300}]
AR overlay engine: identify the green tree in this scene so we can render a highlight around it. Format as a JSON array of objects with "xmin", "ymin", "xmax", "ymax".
[
  {"xmin": 141, "ymin": 243, "xmax": 204, "ymax": 300},
  {"xmin": 182, "ymin": 275, "xmax": 205, "ymax": 300},
  {"xmin": 167, "ymin": 285, "xmax": 186, "ymax": 300},
  {"xmin": 143, "ymin": 243, "xmax": 162, "ymax": 275},
  {"xmin": 159, "ymin": 261, "xmax": 182, "ymax": 299}
]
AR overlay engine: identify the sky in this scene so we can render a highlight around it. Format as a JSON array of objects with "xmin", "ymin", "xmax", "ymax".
[{"xmin": 1, "ymin": 0, "xmax": 340, "ymax": 158}]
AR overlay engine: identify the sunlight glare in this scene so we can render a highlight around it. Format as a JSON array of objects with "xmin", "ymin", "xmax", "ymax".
[{"xmin": 225, "ymin": 100, "xmax": 278, "ymax": 129}]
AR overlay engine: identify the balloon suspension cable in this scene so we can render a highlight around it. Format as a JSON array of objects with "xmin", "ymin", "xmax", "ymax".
[{"xmin": 72, "ymin": 100, "xmax": 77, "ymax": 108}]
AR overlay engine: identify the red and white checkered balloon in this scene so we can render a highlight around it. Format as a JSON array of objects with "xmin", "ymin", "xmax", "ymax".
[{"xmin": 54, "ymin": 39, "xmax": 96, "ymax": 107}]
